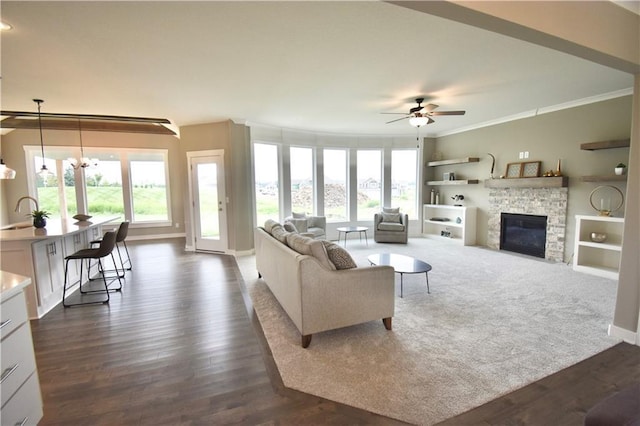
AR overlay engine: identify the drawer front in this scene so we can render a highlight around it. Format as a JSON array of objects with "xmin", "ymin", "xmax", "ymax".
[
  {"xmin": 0, "ymin": 291, "xmax": 28, "ymax": 340},
  {"xmin": 1, "ymin": 322, "xmax": 37, "ymax": 407},
  {"xmin": 0, "ymin": 372, "xmax": 43, "ymax": 426}
]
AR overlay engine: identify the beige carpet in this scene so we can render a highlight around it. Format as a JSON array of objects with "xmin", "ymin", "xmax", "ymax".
[{"xmin": 237, "ymin": 237, "xmax": 621, "ymax": 425}]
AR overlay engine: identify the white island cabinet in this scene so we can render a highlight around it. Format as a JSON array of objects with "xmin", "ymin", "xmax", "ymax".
[
  {"xmin": 0, "ymin": 271, "xmax": 43, "ymax": 426},
  {"xmin": 0, "ymin": 217, "xmax": 116, "ymax": 318}
]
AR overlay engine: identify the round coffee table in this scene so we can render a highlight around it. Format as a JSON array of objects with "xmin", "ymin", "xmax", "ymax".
[
  {"xmin": 336, "ymin": 226, "xmax": 368, "ymax": 247},
  {"xmin": 368, "ymin": 253, "xmax": 432, "ymax": 298}
]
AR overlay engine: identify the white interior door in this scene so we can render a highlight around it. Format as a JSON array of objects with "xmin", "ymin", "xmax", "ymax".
[{"xmin": 190, "ymin": 154, "xmax": 228, "ymax": 252}]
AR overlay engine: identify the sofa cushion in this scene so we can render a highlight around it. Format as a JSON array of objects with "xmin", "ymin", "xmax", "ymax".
[
  {"xmin": 378, "ymin": 222, "xmax": 405, "ymax": 232},
  {"xmin": 286, "ymin": 233, "xmax": 334, "ymax": 270},
  {"xmin": 382, "ymin": 207, "xmax": 400, "ymax": 214},
  {"xmin": 271, "ymin": 226, "xmax": 290, "ymax": 243},
  {"xmin": 264, "ymin": 219, "xmax": 281, "ymax": 234},
  {"xmin": 322, "ymin": 241, "xmax": 357, "ymax": 270},
  {"xmin": 381, "ymin": 212, "xmax": 401, "ymax": 223},
  {"xmin": 283, "ymin": 221, "xmax": 299, "ymax": 233},
  {"xmin": 292, "ymin": 211, "xmax": 306, "ymax": 219}
]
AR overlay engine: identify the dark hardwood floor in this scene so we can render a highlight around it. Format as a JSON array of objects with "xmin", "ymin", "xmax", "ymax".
[{"xmin": 30, "ymin": 239, "xmax": 639, "ymax": 425}]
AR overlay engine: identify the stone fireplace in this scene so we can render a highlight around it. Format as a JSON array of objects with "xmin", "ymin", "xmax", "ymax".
[{"xmin": 487, "ymin": 187, "xmax": 568, "ymax": 262}]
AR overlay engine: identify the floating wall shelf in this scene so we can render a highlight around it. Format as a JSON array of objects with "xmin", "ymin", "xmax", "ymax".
[
  {"xmin": 427, "ymin": 179, "xmax": 479, "ymax": 186},
  {"xmin": 427, "ymin": 157, "xmax": 479, "ymax": 167},
  {"xmin": 580, "ymin": 175, "xmax": 627, "ymax": 182},
  {"xmin": 484, "ymin": 176, "xmax": 568, "ymax": 188},
  {"xmin": 580, "ymin": 139, "xmax": 630, "ymax": 150}
]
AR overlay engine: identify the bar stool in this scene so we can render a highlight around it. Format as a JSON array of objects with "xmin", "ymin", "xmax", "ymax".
[
  {"xmin": 90, "ymin": 221, "xmax": 132, "ymax": 276},
  {"xmin": 62, "ymin": 231, "xmax": 122, "ymax": 307}
]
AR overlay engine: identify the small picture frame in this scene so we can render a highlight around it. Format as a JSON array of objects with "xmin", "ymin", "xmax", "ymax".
[
  {"xmin": 522, "ymin": 161, "xmax": 541, "ymax": 178},
  {"xmin": 443, "ymin": 172, "xmax": 455, "ymax": 181},
  {"xmin": 505, "ymin": 162, "xmax": 523, "ymax": 178}
]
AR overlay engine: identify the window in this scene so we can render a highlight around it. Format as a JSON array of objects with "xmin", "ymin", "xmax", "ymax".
[
  {"xmin": 290, "ymin": 147, "xmax": 313, "ymax": 215},
  {"xmin": 25, "ymin": 146, "xmax": 171, "ymax": 226},
  {"xmin": 391, "ymin": 150, "xmax": 418, "ymax": 218},
  {"xmin": 323, "ymin": 149, "xmax": 347, "ymax": 222},
  {"xmin": 129, "ymin": 152, "xmax": 170, "ymax": 222},
  {"xmin": 357, "ymin": 150, "xmax": 382, "ymax": 220},
  {"xmin": 254, "ymin": 143, "xmax": 280, "ymax": 225}
]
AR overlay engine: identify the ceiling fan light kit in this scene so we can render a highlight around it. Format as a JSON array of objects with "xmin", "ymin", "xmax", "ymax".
[{"xmin": 382, "ymin": 97, "xmax": 465, "ymax": 128}]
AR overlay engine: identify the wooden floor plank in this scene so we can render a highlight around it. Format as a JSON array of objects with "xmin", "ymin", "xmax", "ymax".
[{"xmin": 30, "ymin": 239, "xmax": 638, "ymax": 425}]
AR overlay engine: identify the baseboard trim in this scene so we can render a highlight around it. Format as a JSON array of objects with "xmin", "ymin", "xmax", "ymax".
[
  {"xmin": 608, "ymin": 323, "xmax": 637, "ymax": 344},
  {"xmin": 127, "ymin": 233, "xmax": 186, "ymax": 242}
]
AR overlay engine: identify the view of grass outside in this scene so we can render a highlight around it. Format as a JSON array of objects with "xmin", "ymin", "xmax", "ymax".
[
  {"xmin": 254, "ymin": 143, "xmax": 280, "ymax": 226},
  {"xmin": 357, "ymin": 150, "xmax": 382, "ymax": 220},
  {"xmin": 323, "ymin": 149, "xmax": 347, "ymax": 222},
  {"xmin": 290, "ymin": 147, "xmax": 313, "ymax": 214},
  {"xmin": 130, "ymin": 160, "xmax": 169, "ymax": 222},
  {"xmin": 391, "ymin": 150, "xmax": 418, "ymax": 218},
  {"xmin": 195, "ymin": 162, "xmax": 220, "ymax": 238}
]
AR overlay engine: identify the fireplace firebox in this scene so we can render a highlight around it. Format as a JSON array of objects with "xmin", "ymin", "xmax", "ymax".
[{"xmin": 500, "ymin": 213, "xmax": 547, "ymax": 258}]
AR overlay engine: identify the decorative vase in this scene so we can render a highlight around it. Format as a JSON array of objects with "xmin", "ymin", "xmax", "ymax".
[
  {"xmin": 554, "ymin": 159, "xmax": 562, "ymax": 176},
  {"xmin": 33, "ymin": 217, "xmax": 46, "ymax": 228},
  {"xmin": 615, "ymin": 167, "xmax": 625, "ymax": 176}
]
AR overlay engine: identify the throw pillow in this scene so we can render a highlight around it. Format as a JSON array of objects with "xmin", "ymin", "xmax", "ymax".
[
  {"xmin": 283, "ymin": 221, "xmax": 299, "ymax": 233},
  {"xmin": 381, "ymin": 212, "xmax": 401, "ymax": 223},
  {"xmin": 382, "ymin": 207, "xmax": 400, "ymax": 214},
  {"xmin": 292, "ymin": 212, "xmax": 306, "ymax": 219},
  {"xmin": 322, "ymin": 241, "xmax": 357, "ymax": 270}
]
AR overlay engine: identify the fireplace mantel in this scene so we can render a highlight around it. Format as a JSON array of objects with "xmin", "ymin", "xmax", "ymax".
[{"xmin": 484, "ymin": 176, "xmax": 568, "ymax": 188}]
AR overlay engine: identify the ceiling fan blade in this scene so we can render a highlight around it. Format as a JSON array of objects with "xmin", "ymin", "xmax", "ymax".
[
  {"xmin": 380, "ymin": 112, "xmax": 409, "ymax": 115},
  {"xmin": 423, "ymin": 103, "xmax": 439, "ymax": 112},
  {"xmin": 385, "ymin": 116, "xmax": 410, "ymax": 124},
  {"xmin": 430, "ymin": 110, "xmax": 466, "ymax": 116},
  {"xmin": 428, "ymin": 117, "xmax": 435, "ymax": 124}
]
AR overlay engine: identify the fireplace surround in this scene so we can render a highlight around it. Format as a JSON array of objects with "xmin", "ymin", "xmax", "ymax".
[{"xmin": 487, "ymin": 187, "xmax": 568, "ymax": 262}]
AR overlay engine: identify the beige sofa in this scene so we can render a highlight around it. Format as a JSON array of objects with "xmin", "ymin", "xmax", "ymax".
[{"xmin": 254, "ymin": 222, "xmax": 395, "ymax": 348}]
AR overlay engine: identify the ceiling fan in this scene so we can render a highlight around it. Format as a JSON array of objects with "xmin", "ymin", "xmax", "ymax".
[{"xmin": 382, "ymin": 98, "xmax": 466, "ymax": 127}]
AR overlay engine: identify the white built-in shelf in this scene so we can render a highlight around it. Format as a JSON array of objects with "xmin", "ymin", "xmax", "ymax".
[
  {"xmin": 427, "ymin": 157, "xmax": 479, "ymax": 167},
  {"xmin": 422, "ymin": 205, "xmax": 476, "ymax": 245},
  {"xmin": 427, "ymin": 179, "xmax": 479, "ymax": 186},
  {"xmin": 484, "ymin": 176, "xmax": 568, "ymax": 188},
  {"xmin": 573, "ymin": 215, "xmax": 624, "ymax": 280}
]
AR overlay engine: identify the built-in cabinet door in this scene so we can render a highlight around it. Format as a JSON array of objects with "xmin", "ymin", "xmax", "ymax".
[{"xmin": 31, "ymin": 239, "xmax": 65, "ymax": 311}]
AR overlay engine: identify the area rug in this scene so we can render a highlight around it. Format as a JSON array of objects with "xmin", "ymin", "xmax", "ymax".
[{"xmin": 237, "ymin": 237, "xmax": 621, "ymax": 425}]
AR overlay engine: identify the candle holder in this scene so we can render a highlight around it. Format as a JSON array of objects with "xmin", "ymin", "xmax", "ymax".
[{"xmin": 589, "ymin": 185, "xmax": 624, "ymax": 216}]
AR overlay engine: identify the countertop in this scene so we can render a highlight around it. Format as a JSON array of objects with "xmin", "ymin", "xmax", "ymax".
[
  {"xmin": 0, "ymin": 217, "xmax": 118, "ymax": 242},
  {"xmin": 0, "ymin": 270, "xmax": 32, "ymax": 302}
]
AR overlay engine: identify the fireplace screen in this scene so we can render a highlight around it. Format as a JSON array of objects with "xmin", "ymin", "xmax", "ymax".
[{"xmin": 500, "ymin": 213, "xmax": 547, "ymax": 258}]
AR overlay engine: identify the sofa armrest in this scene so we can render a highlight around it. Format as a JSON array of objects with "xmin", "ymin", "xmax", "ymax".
[
  {"xmin": 299, "ymin": 258, "xmax": 395, "ymax": 335},
  {"xmin": 400, "ymin": 213, "xmax": 409, "ymax": 228},
  {"xmin": 374, "ymin": 213, "xmax": 383, "ymax": 227},
  {"xmin": 307, "ymin": 215, "xmax": 326, "ymax": 230}
]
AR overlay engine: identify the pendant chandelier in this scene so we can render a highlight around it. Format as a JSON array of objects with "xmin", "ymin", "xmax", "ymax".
[
  {"xmin": 68, "ymin": 119, "xmax": 98, "ymax": 169},
  {"xmin": 34, "ymin": 99, "xmax": 51, "ymax": 181},
  {"xmin": 0, "ymin": 158, "xmax": 16, "ymax": 179}
]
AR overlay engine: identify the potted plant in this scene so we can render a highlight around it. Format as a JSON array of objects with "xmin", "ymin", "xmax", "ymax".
[
  {"xmin": 29, "ymin": 209, "xmax": 50, "ymax": 228},
  {"xmin": 615, "ymin": 163, "xmax": 626, "ymax": 175}
]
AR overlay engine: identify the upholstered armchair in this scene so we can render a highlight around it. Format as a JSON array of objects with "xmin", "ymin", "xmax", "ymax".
[
  {"xmin": 374, "ymin": 207, "xmax": 408, "ymax": 243},
  {"xmin": 284, "ymin": 213, "xmax": 326, "ymax": 240}
]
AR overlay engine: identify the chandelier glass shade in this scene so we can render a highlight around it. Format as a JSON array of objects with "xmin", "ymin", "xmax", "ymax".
[
  {"xmin": 409, "ymin": 115, "xmax": 429, "ymax": 127},
  {"xmin": 68, "ymin": 120, "xmax": 99, "ymax": 169},
  {"xmin": 0, "ymin": 159, "xmax": 16, "ymax": 179}
]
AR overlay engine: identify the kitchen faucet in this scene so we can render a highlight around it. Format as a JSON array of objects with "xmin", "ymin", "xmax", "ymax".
[{"xmin": 14, "ymin": 196, "xmax": 39, "ymax": 213}]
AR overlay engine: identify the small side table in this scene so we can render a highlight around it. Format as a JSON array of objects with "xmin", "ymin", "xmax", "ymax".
[{"xmin": 336, "ymin": 226, "xmax": 369, "ymax": 247}]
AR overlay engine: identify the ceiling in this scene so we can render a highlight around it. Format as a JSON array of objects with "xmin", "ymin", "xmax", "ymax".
[{"xmin": 0, "ymin": 1, "xmax": 636, "ymax": 138}]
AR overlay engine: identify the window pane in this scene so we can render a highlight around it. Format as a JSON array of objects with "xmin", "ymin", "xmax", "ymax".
[
  {"xmin": 254, "ymin": 143, "xmax": 280, "ymax": 225},
  {"xmin": 61, "ymin": 161, "xmax": 77, "ymax": 218},
  {"xmin": 323, "ymin": 149, "xmax": 347, "ymax": 222},
  {"xmin": 34, "ymin": 156, "xmax": 61, "ymax": 218},
  {"xmin": 391, "ymin": 150, "xmax": 417, "ymax": 218},
  {"xmin": 290, "ymin": 147, "xmax": 313, "ymax": 215},
  {"xmin": 85, "ymin": 160, "xmax": 125, "ymax": 219},
  {"xmin": 130, "ymin": 159, "xmax": 169, "ymax": 222},
  {"xmin": 196, "ymin": 162, "xmax": 220, "ymax": 238},
  {"xmin": 357, "ymin": 150, "xmax": 381, "ymax": 220}
]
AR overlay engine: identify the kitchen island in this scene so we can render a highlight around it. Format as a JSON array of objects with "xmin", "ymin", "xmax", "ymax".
[{"xmin": 0, "ymin": 217, "xmax": 117, "ymax": 318}]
